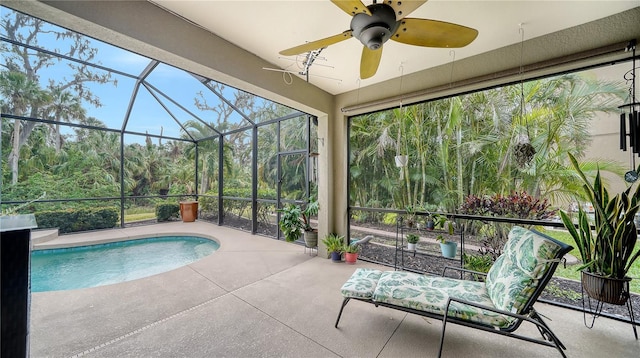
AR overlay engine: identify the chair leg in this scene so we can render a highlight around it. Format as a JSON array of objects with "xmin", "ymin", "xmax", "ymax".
[
  {"xmin": 531, "ymin": 310, "xmax": 566, "ymax": 350},
  {"xmin": 334, "ymin": 298, "xmax": 351, "ymax": 328},
  {"xmin": 625, "ymin": 298, "xmax": 638, "ymax": 340},
  {"xmin": 438, "ymin": 313, "xmax": 450, "ymax": 358}
]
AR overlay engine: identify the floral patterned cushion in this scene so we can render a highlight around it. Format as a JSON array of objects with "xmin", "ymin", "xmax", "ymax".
[
  {"xmin": 340, "ymin": 268, "xmax": 383, "ymax": 299},
  {"xmin": 485, "ymin": 226, "xmax": 563, "ymax": 313},
  {"xmin": 371, "ymin": 271, "xmax": 515, "ymax": 327},
  {"xmin": 339, "ymin": 227, "xmax": 562, "ymax": 329}
]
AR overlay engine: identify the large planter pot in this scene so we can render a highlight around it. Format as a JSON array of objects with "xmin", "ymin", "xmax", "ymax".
[
  {"xmin": 304, "ymin": 230, "xmax": 318, "ymax": 248},
  {"xmin": 440, "ymin": 241, "xmax": 457, "ymax": 259},
  {"xmin": 179, "ymin": 201, "xmax": 198, "ymax": 222},
  {"xmin": 345, "ymin": 252, "xmax": 358, "ymax": 264},
  {"xmin": 581, "ymin": 271, "xmax": 631, "ymax": 305},
  {"xmin": 330, "ymin": 251, "xmax": 342, "ymax": 262}
]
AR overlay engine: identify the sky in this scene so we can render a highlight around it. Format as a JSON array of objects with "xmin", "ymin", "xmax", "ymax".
[{"xmin": 1, "ymin": 6, "xmax": 280, "ymax": 144}]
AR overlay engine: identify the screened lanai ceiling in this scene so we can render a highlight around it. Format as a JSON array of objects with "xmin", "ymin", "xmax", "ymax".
[
  {"xmin": 149, "ymin": 0, "xmax": 640, "ymax": 95},
  {"xmin": 0, "ymin": 6, "xmax": 305, "ymax": 142}
]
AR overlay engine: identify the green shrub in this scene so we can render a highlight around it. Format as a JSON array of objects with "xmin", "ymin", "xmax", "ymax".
[
  {"xmin": 458, "ymin": 191, "xmax": 557, "ymax": 259},
  {"xmin": 383, "ymin": 212, "xmax": 398, "ymax": 225},
  {"xmin": 463, "ymin": 253, "xmax": 494, "ymax": 274},
  {"xmin": 156, "ymin": 203, "xmax": 179, "ymax": 222},
  {"xmin": 36, "ymin": 207, "xmax": 119, "ymax": 233}
]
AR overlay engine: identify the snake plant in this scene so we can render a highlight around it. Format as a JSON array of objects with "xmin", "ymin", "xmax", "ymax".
[{"xmin": 559, "ymin": 153, "xmax": 640, "ymax": 279}]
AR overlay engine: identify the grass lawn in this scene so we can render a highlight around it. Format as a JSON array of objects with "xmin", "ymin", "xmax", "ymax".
[
  {"xmin": 541, "ymin": 228, "xmax": 640, "ymax": 294},
  {"xmin": 123, "ymin": 206, "xmax": 157, "ymax": 223}
]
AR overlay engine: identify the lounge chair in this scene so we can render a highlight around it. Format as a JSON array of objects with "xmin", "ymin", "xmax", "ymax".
[{"xmin": 334, "ymin": 226, "xmax": 573, "ymax": 357}]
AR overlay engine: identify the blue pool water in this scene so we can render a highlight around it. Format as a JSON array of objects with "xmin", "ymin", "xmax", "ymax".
[{"xmin": 31, "ymin": 236, "xmax": 219, "ymax": 292}]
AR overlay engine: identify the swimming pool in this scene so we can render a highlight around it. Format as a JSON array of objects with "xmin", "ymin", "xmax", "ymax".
[{"xmin": 31, "ymin": 236, "xmax": 219, "ymax": 292}]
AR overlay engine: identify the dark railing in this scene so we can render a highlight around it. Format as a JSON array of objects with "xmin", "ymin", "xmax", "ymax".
[{"xmin": 348, "ymin": 206, "xmax": 638, "ymax": 326}]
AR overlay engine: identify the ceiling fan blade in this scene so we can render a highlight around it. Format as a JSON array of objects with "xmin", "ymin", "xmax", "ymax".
[
  {"xmin": 279, "ymin": 31, "xmax": 353, "ymax": 56},
  {"xmin": 360, "ymin": 46, "xmax": 383, "ymax": 79},
  {"xmin": 331, "ymin": 0, "xmax": 371, "ymax": 16},
  {"xmin": 387, "ymin": 0, "xmax": 428, "ymax": 20},
  {"xmin": 391, "ymin": 18, "xmax": 478, "ymax": 48}
]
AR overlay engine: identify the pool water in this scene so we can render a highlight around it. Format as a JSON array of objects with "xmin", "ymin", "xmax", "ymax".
[{"xmin": 31, "ymin": 236, "xmax": 219, "ymax": 292}]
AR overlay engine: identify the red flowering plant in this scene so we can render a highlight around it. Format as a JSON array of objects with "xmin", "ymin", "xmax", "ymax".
[{"xmin": 459, "ymin": 191, "xmax": 556, "ymax": 259}]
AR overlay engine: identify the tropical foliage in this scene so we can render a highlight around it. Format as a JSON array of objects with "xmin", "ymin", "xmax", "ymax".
[
  {"xmin": 1, "ymin": 8, "xmax": 314, "ymax": 229},
  {"xmin": 559, "ymin": 153, "xmax": 640, "ymax": 278},
  {"xmin": 349, "ymin": 74, "xmax": 626, "ymax": 215}
]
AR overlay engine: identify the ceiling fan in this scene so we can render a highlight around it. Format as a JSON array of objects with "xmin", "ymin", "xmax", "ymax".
[{"xmin": 280, "ymin": 0, "xmax": 478, "ymax": 79}]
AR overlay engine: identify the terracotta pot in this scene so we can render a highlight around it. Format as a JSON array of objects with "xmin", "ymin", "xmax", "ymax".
[
  {"xmin": 345, "ymin": 252, "xmax": 358, "ymax": 264},
  {"xmin": 581, "ymin": 271, "xmax": 631, "ymax": 305},
  {"xmin": 179, "ymin": 201, "xmax": 198, "ymax": 222}
]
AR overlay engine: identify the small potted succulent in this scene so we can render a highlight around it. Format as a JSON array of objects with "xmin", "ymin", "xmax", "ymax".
[{"xmin": 406, "ymin": 233, "xmax": 419, "ymax": 251}]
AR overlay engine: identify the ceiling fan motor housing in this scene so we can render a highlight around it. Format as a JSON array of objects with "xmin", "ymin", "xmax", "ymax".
[{"xmin": 351, "ymin": 4, "xmax": 399, "ymax": 50}]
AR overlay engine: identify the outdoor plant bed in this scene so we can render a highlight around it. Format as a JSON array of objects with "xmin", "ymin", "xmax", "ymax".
[{"xmin": 357, "ymin": 241, "xmax": 639, "ymax": 322}]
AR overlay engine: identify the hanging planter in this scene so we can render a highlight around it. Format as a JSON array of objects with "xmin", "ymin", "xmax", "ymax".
[
  {"xmin": 581, "ymin": 271, "xmax": 631, "ymax": 305},
  {"xmin": 511, "ymin": 26, "xmax": 536, "ymax": 169},
  {"xmin": 394, "ymin": 155, "xmax": 408, "ymax": 167},
  {"xmin": 513, "ymin": 133, "xmax": 536, "ymax": 168}
]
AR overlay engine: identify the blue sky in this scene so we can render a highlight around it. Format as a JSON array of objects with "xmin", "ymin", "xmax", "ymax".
[{"xmin": 2, "ymin": 6, "xmax": 275, "ymax": 143}]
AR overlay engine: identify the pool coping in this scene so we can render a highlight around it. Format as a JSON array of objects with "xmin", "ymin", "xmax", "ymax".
[{"xmin": 31, "ymin": 222, "xmax": 220, "ymax": 251}]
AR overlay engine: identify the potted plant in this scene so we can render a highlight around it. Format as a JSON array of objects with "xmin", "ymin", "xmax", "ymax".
[
  {"xmin": 301, "ymin": 199, "xmax": 319, "ymax": 248},
  {"xmin": 406, "ymin": 233, "xmax": 419, "ymax": 250},
  {"xmin": 322, "ymin": 233, "xmax": 344, "ymax": 262},
  {"xmin": 405, "ymin": 205, "xmax": 416, "ymax": 228},
  {"xmin": 278, "ymin": 204, "xmax": 303, "ymax": 242},
  {"xmin": 559, "ymin": 153, "xmax": 640, "ymax": 305},
  {"xmin": 278, "ymin": 198, "xmax": 319, "ymax": 245},
  {"xmin": 425, "ymin": 214, "xmax": 435, "ymax": 230},
  {"xmin": 343, "ymin": 243, "xmax": 360, "ymax": 264},
  {"xmin": 434, "ymin": 214, "xmax": 455, "ymax": 234},
  {"xmin": 437, "ymin": 234, "xmax": 457, "ymax": 259}
]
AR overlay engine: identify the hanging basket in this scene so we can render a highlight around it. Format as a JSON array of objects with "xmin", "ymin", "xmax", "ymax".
[
  {"xmin": 513, "ymin": 134, "xmax": 536, "ymax": 168},
  {"xmin": 394, "ymin": 155, "xmax": 408, "ymax": 167},
  {"xmin": 581, "ymin": 271, "xmax": 631, "ymax": 305}
]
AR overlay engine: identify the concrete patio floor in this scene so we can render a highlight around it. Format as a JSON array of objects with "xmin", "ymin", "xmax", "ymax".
[{"xmin": 30, "ymin": 222, "xmax": 639, "ymax": 357}]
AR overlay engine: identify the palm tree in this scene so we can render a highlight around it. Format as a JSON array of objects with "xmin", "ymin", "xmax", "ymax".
[
  {"xmin": 348, "ymin": 73, "xmax": 627, "ymax": 213},
  {"xmin": 0, "ymin": 71, "xmax": 50, "ymax": 184},
  {"xmin": 44, "ymin": 87, "xmax": 86, "ymax": 152},
  {"xmin": 2, "ymin": 10, "xmax": 114, "ymax": 185}
]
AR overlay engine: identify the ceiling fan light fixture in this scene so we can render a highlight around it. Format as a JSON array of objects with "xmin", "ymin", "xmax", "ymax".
[
  {"xmin": 351, "ymin": 4, "xmax": 399, "ymax": 49},
  {"xmin": 359, "ymin": 25, "xmax": 390, "ymax": 50}
]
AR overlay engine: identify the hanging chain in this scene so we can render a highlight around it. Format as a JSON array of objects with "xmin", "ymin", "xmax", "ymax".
[
  {"xmin": 519, "ymin": 25, "xmax": 526, "ymax": 131},
  {"xmin": 449, "ymin": 50, "xmax": 456, "ymax": 88}
]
